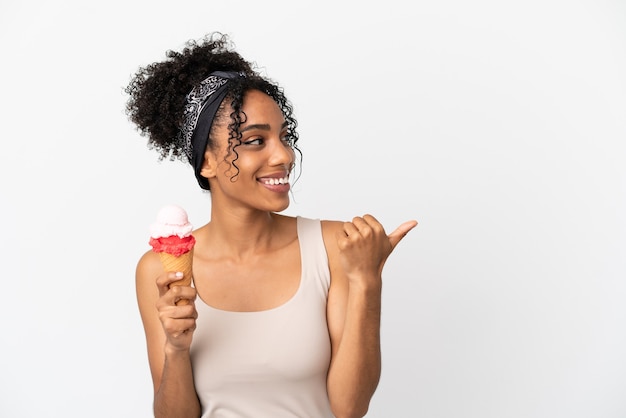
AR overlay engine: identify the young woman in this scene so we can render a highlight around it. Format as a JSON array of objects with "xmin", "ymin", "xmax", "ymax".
[{"xmin": 126, "ymin": 32, "xmax": 417, "ymax": 418}]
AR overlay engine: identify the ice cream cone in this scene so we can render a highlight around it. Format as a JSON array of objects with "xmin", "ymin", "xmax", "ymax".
[
  {"xmin": 149, "ymin": 204, "xmax": 196, "ymax": 306},
  {"xmin": 158, "ymin": 248, "xmax": 194, "ymax": 305}
]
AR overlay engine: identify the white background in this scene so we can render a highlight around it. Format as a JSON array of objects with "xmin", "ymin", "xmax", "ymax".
[{"xmin": 1, "ymin": 1, "xmax": 625, "ymax": 417}]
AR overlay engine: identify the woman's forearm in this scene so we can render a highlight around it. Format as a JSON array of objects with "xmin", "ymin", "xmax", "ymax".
[
  {"xmin": 154, "ymin": 345, "xmax": 201, "ymax": 418},
  {"xmin": 327, "ymin": 280, "xmax": 382, "ymax": 418}
]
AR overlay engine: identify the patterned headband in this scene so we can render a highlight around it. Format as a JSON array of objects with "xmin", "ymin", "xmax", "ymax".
[{"xmin": 178, "ymin": 70, "xmax": 244, "ymax": 190}]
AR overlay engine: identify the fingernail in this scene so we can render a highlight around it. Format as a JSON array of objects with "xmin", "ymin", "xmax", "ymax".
[{"xmin": 175, "ymin": 272, "xmax": 184, "ymax": 278}]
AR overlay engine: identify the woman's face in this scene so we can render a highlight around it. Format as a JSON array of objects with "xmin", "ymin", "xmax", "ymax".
[{"xmin": 203, "ymin": 89, "xmax": 295, "ymax": 213}]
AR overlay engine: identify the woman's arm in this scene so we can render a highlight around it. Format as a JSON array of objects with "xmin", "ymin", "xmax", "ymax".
[
  {"xmin": 323, "ymin": 215, "xmax": 417, "ymax": 418},
  {"xmin": 135, "ymin": 250, "xmax": 201, "ymax": 418}
]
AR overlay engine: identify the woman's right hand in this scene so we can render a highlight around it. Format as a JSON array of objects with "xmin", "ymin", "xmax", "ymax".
[{"xmin": 155, "ymin": 272, "xmax": 198, "ymax": 352}]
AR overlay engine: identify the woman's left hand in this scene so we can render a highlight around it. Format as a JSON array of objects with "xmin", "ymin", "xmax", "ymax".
[{"xmin": 336, "ymin": 214, "xmax": 417, "ymax": 286}]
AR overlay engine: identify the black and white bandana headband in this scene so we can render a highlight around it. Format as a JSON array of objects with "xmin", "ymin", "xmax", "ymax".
[{"xmin": 178, "ymin": 70, "xmax": 244, "ymax": 190}]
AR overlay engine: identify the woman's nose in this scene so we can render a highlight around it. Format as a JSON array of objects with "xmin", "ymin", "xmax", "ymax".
[{"xmin": 268, "ymin": 138, "xmax": 294, "ymax": 166}]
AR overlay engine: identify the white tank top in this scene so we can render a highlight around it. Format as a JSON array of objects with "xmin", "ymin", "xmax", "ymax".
[{"xmin": 190, "ymin": 217, "xmax": 334, "ymax": 417}]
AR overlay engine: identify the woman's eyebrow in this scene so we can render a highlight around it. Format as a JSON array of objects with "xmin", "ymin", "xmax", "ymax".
[
  {"xmin": 240, "ymin": 123, "xmax": 270, "ymax": 133},
  {"xmin": 240, "ymin": 121, "xmax": 288, "ymax": 133}
]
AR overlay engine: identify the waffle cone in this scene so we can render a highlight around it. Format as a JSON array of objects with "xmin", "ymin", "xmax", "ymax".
[{"xmin": 158, "ymin": 249, "xmax": 194, "ymax": 305}]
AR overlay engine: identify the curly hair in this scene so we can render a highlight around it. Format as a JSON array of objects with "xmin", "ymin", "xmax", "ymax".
[{"xmin": 124, "ymin": 32, "xmax": 300, "ymax": 186}]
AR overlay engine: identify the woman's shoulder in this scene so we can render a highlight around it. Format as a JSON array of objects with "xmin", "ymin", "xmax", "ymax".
[
  {"xmin": 320, "ymin": 218, "xmax": 344, "ymax": 228},
  {"xmin": 320, "ymin": 218, "xmax": 345, "ymax": 234},
  {"xmin": 319, "ymin": 219, "xmax": 345, "ymax": 259},
  {"xmin": 135, "ymin": 249, "xmax": 163, "ymax": 287},
  {"xmin": 289, "ymin": 216, "xmax": 344, "ymax": 238},
  {"xmin": 137, "ymin": 247, "xmax": 161, "ymax": 267}
]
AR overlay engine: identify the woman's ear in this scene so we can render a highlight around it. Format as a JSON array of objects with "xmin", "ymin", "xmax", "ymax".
[{"xmin": 200, "ymin": 150, "xmax": 217, "ymax": 179}]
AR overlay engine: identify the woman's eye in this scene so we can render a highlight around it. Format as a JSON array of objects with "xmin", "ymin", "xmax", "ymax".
[
  {"xmin": 243, "ymin": 138, "xmax": 263, "ymax": 146},
  {"xmin": 281, "ymin": 136, "xmax": 294, "ymax": 147}
]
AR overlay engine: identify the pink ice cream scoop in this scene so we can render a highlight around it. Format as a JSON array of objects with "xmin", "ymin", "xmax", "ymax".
[{"xmin": 149, "ymin": 205, "xmax": 196, "ymax": 256}]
